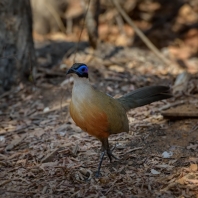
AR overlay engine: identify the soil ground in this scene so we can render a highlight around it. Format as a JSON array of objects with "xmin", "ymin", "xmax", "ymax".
[{"xmin": 0, "ymin": 41, "xmax": 198, "ymax": 197}]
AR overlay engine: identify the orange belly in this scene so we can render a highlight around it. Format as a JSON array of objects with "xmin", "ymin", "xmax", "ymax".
[{"xmin": 70, "ymin": 101, "xmax": 110, "ymax": 140}]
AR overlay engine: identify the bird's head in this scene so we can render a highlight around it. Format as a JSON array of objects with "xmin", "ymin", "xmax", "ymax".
[{"xmin": 67, "ymin": 63, "xmax": 88, "ymax": 78}]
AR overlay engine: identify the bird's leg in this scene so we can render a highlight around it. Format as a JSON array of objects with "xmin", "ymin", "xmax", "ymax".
[
  {"xmin": 111, "ymin": 143, "xmax": 117, "ymax": 152},
  {"xmin": 101, "ymin": 138, "xmax": 118, "ymax": 162},
  {"xmin": 95, "ymin": 138, "xmax": 118, "ymax": 177},
  {"xmin": 105, "ymin": 141, "xmax": 118, "ymax": 162},
  {"xmin": 95, "ymin": 151, "xmax": 105, "ymax": 178}
]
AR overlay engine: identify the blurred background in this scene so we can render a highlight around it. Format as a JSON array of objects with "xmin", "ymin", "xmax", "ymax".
[
  {"xmin": 31, "ymin": 0, "xmax": 198, "ymax": 71},
  {"xmin": 0, "ymin": 0, "xmax": 198, "ymax": 197}
]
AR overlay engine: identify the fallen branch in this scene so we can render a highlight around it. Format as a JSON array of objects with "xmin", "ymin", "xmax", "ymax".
[
  {"xmin": 159, "ymin": 101, "xmax": 185, "ymax": 111},
  {"xmin": 162, "ymin": 111, "xmax": 198, "ymax": 118}
]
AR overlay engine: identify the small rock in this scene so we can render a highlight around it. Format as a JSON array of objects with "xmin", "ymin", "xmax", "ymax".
[
  {"xmin": 162, "ymin": 151, "xmax": 173, "ymax": 158},
  {"xmin": 151, "ymin": 169, "xmax": 160, "ymax": 175}
]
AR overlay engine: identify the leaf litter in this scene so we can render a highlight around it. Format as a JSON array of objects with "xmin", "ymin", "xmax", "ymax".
[{"xmin": 1, "ymin": 4, "xmax": 198, "ymax": 194}]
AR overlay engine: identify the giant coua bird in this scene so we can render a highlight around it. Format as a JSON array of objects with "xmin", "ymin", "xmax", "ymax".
[{"xmin": 67, "ymin": 63, "xmax": 172, "ymax": 177}]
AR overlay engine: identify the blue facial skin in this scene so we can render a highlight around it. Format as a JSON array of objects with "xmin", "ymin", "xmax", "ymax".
[
  {"xmin": 76, "ymin": 65, "xmax": 88, "ymax": 76},
  {"xmin": 67, "ymin": 63, "xmax": 89, "ymax": 78}
]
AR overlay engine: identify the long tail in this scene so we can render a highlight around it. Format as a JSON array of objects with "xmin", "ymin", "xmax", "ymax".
[{"xmin": 117, "ymin": 86, "xmax": 172, "ymax": 111}]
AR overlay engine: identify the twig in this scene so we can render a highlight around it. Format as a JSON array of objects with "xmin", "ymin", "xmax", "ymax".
[
  {"xmin": 73, "ymin": 0, "xmax": 91, "ymax": 62},
  {"xmin": 105, "ymin": 179, "xmax": 118, "ymax": 195},
  {"xmin": 0, "ymin": 90, "xmax": 11, "ymax": 99},
  {"xmin": 29, "ymin": 102, "xmax": 69, "ymax": 118},
  {"xmin": 0, "ymin": 86, "xmax": 20, "ymax": 99},
  {"xmin": 115, "ymin": 12, "xmax": 125, "ymax": 35},
  {"xmin": 37, "ymin": 67, "xmax": 66, "ymax": 77},
  {"xmin": 0, "ymin": 126, "xmax": 30, "ymax": 135},
  {"xmin": 70, "ymin": 190, "xmax": 80, "ymax": 198},
  {"xmin": 126, "ymin": 147, "xmax": 143, "ymax": 153},
  {"xmin": 83, "ymin": 0, "xmax": 100, "ymax": 49},
  {"xmin": 41, "ymin": 148, "xmax": 60, "ymax": 163},
  {"xmin": 189, "ymin": 123, "xmax": 198, "ymax": 133},
  {"xmin": 111, "ymin": 0, "xmax": 172, "ymax": 66},
  {"xmin": 45, "ymin": 3, "xmax": 66, "ymax": 34},
  {"xmin": 0, "ymin": 180, "xmax": 11, "ymax": 187},
  {"xmin": 5, "ymin": 134, "xmax": 27, "ymax": 151},
  {"xmin": 159, "ymin": 101, "xmax": 185, "ymax": 111}
]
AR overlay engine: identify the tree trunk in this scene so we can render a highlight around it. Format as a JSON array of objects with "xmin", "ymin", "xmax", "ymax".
[
  {"xmin": 0, "ymin": 0, "xmax": 35, "ymax": 92},
  {"xmin": 83, "ymin": 0, "xmax": 100, "ymax": 49}
]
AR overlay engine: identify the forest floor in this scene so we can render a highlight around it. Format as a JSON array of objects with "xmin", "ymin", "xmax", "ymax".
[{"xmin": 0, "ymin": 39, "xmax": 198, "ymax": 197}]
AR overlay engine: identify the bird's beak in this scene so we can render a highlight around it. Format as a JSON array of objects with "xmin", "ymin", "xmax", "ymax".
[{"xmin": 66, "ymin": 68, "xmax": 75, "ymax": 75}]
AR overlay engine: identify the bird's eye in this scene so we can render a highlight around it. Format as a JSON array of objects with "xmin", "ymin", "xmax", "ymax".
[{"xmin": 77, "ymin": 65, "xmax": 88, "ymax": 74}]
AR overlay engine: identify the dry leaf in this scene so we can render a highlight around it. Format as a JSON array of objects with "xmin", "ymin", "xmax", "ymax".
[{"xmin": 190, "ymin": 164, "xmax": 198, "ymax": 172}]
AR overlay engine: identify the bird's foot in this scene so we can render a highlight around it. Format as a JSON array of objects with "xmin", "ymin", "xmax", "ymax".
[
  {"xmin": 106, "ymin": 148, "xmax": 118, "ymax": 162},
  {"xmin": 95, "ymin": 147, "xmax": 119, "ymax": 178},
  {"xmin": 95, "ymin": 139, "xmax": 119, "ymax": 177},
  {"xmin": 95, "ymin": 170, "xmax": 101, "ymax": 178},
  {"xmin": 111, "ymin": 143, "xmax": 117, "ymax": 152}
]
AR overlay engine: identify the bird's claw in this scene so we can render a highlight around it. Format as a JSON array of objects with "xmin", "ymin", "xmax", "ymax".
[
  {"xmin": 95, "ymin": 147, "xmax": 119, "ymax": 177},
  {"xmin": 106, "ymin": 149, "xmax": 118, "ymax": 162}
]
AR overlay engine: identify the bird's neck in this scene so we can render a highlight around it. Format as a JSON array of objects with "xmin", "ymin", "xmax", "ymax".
[
  {"xmin": 73, "ymin": 76, "xmax": 90, "ymax": 86},
  {"xmin": 72, "ymin": 76, "xmax": 92, "ymax": 101}
]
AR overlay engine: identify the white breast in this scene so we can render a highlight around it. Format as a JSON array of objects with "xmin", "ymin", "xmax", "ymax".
[{"xmin": 71, "ymin": 76, "xmax": 93, "ymax": 114}]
